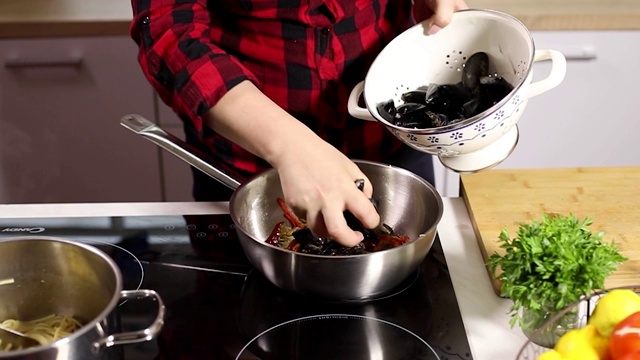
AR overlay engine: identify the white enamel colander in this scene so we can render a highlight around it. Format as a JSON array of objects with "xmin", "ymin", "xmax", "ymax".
[{"xmin": 348, "ymin": 9, "xmax": 567, "ymax": 173}]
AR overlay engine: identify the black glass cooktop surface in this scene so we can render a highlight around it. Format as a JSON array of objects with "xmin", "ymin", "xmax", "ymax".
[{"xmin": 0, "ymin": 214, "xmax": 472, "ymax": 360}]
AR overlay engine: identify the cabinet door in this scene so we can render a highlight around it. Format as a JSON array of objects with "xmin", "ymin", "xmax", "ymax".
[
  {"xmin": 157, "ymin": 99, "xmax": 195, "ymax": 202},
  {"xmin": 436, "ymin": 31, "xmax": 640, "ymax": 197},
  {"xmin": 0, "ymin": 37, "xmax": 161, "ymax": 203},
  {"xmin": 498, "ymin": 31, "xmax": 640, "ymax": 169}
]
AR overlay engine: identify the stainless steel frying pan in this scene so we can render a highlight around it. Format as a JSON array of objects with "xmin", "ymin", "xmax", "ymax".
[{"xmin": 120, "ymin": 114, "xmax": 443, "ymax": 301}]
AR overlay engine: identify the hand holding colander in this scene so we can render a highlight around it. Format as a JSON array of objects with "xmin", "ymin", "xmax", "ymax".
[{"xmin": 347, "ymin": 9, "xmax": 567, "ymax": 173}]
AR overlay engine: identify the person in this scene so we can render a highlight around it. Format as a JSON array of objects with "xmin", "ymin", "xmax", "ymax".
[{"xmin": 129, "ymin": 0, "xmax": 468, "ymax": 248}]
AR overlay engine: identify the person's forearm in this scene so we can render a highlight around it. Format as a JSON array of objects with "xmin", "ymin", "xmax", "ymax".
[
  {"xmin": 204, "ymin": 80, "xmax": 379, "ymax": 246},
  {"xmin": 203, "ymin": 80, "xmax": 322, "ymax": 169}
]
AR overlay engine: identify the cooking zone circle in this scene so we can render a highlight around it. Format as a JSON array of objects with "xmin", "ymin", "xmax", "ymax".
[
  {"xmin": 73, "ymin": 239, "xmax": 144, "ymax": 298},
  {"xmin": 235, "ymin": 314, "xmax": 439, "ymax": 360}
]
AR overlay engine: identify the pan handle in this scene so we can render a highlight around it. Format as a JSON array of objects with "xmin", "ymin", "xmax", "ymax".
[{"xmin": 120, "ymin": 114, "xmax": 244, "ymax": 190}]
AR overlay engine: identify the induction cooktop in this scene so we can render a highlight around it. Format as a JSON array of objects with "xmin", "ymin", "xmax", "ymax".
[{"xmin": 0, "ymin": 213, "xmax": 472, "ymax": 360}]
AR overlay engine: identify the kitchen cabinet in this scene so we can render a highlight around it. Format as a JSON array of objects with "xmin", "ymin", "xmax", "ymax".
[
  {"xmin": 157, "ymin": 100, "xmax": 195, "ymax": 202},
  {"xmin": 0, "ymin": 36, "xmax": 161, "ymax": 203},
  {"xmin": 433, "ymin": 30, "xmax": 640, "ymax": 197}
]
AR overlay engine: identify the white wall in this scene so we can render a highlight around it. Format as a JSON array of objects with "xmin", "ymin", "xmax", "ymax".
[{"xmin": 434, "ymin": 30, "xmax": 640, "ymax": 197}]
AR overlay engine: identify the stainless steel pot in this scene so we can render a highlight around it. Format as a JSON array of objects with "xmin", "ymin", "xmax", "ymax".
[
  {"xmin": 0, "ymin": 237, "xmax": 165, "ymax": 359},
  {"xmin": 121, "ymin": 114, "xmax": 443, "ymax": 301}
]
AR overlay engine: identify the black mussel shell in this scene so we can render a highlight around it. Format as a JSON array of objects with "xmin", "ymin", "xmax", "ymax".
[
  {"xmin": 377, "ymin": 51, "xmax": 514, "ymax": 130},
  {"xmin": 462, "ymin": 52, "xmax": 489, "ymax": 90},
  {"xmin": 479, "ymin": 76, "xmax": 514, "ymax": 109},
  {"xmin": 461, "ymin": 96, "xmax": 482, "ymax": 118},
  {"xmin": 425, "ymin": 82, "xmax": 471, "ymax": 119},
  {"xmin": 376, "ymin": 99, "xmax": 397, "ymax": 123},
  {"xmin": 293, "ymin": 228, "xmax": 327, "ymax": 254},
  {"xmin": 344, "ymin": 210, "xmax": 379, "ymax": 244},
  {"xmin": 293, "ymin": 228, "xmax": 325, "ymax": 247},
  {"xmin": 396, "ymin": 103, "xmax": 426, "ymax": 116},
  {"xmin": 401, "ymin": 90, "xmax": 429, "ymax": 104},
  {"xmin": 425, "ymin": 111, "xmax": 449, "ymax": 128},
  {"xmin": 394, "ymin": 103, "xmax": 432, "ymax": 128},
  {"xmin": 323, "ymin": 242, "xmax": 367, "ymax": 256}
]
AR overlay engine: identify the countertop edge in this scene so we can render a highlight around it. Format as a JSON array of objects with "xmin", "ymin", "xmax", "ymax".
[
  {"xmin": 0, "ymin": 201, "xmax": 230, "ymax": 217},
  {"xmin": 438, "ymin": 197, "xmax": 526, "ymax": 359}
]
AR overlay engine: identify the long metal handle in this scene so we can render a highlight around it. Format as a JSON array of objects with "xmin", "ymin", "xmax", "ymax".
[{"xmin": 120, "ymin": 114, "xmax": 244, "ymax": 190}]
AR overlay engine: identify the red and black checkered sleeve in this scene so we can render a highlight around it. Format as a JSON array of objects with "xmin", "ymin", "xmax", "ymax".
[{"xmin": 130, "ymin": 0, "xmax": 259, "ymax": 132}]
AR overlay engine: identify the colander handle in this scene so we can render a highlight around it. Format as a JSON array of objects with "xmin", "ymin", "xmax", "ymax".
[
  {"xmin": 347, "ymin": 81, "xmax": 377, "ymax": 121},
  {"xmin": 526, "ymin": 49, "xmax": 567, "ymax": 99}
]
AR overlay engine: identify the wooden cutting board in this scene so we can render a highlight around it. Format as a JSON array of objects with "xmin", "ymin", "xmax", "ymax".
[{"xmin": 460, "ymin": 167, "xmax": 640, "ymax": 296}]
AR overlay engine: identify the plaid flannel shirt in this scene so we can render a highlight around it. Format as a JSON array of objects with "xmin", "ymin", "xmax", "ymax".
[{"xmin": 130, "ymin": 0, "xmax": 414, "ymax": 175}]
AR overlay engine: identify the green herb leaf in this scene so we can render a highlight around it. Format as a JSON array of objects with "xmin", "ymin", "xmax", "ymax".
[{"xmin": 486, "ymin": 213, "xmax": 627, "ymax": 328}]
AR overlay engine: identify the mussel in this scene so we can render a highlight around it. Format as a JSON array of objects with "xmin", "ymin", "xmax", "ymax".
[
  {"xmin": 462, "ymin": 51, "xmax": 489, "ymax": 90},
  {"xmin": 376, "ymin": 51, "xmax": 514, "ymax": 129},
  {"xmin": 266, "ymin": 197, "xmax": 409, "ymax": 256}
]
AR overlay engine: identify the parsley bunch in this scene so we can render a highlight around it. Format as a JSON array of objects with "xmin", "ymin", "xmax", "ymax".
[{"xmin": 486, "ymin": 213, "xmax": 627, "ymax": 328}]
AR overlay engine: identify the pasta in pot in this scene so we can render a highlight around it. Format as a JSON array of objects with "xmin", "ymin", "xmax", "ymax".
[{"xmin": 0, "ymin": 315, "xmax": 82, "ymax": 351}]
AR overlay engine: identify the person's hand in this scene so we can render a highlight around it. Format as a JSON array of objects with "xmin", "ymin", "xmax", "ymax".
[
  {"xmin": 205, "ymin": 81, "xmax": 380, "ymax": 247},
  {"xmin": 272, "ymin": 135, "xmax": 380, "ymax": 247},
  {"xmin": 413, "ymin": 0, "xmax": 469, "ymax": 34}
]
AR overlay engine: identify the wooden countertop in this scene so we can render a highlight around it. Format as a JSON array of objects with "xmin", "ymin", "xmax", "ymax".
[
  {"xmin": 460, "ymin": 167, "xmax": 640, "ymax": 295},
  {"xmin": 466, "ymin": 0, "xmax": 640, "ymax": 30},
  {"xmin": 0, "ymin": 0, "xmax": 639, "ymax": 39},
  {"xmin": 0, "ymin": 0, "xmax": 133, "ymax": 38}
]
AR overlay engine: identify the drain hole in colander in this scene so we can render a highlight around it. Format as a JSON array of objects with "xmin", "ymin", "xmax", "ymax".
[{"xmin": 445, "ymin": 50, "xmax": 468, "ymax": 70}]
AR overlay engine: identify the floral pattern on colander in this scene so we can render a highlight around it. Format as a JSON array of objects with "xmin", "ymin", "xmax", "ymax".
[{"xmin": 396, "ymin": 96, "xmax": 526, "ymax": 156}]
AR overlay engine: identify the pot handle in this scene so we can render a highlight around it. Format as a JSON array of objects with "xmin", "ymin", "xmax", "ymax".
[
  {"xmin": 526, "ymin": 49, "xmax": 567, "ymax": 99},
  {"xmin": 94, "ymin": 289, "xmax": 166, "ymax": 349},
  {"xmin": 347, "ymin": 81, "xmax": 377, "ymax": 121}
]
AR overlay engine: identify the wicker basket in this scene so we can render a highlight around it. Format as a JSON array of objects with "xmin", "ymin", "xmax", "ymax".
[{"xmin": 515, "ymin": 286, "xmax": 640, "ymax": 360}]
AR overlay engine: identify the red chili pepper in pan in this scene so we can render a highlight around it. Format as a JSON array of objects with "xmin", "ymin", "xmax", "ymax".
[
  {"xmin": 375, "ymin": 235, "xmax": 410, "ymax": 251},
  {"xmin": 265, "ymin": 221, "xmax": 284, "ymax": 246},
  {"xmin": 277, "ymin": 198, "xmax": 304, "ymax": 229},
  {"xmin": 286, "ymin": 239, "xmax": 300, "ymax": 252}
]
